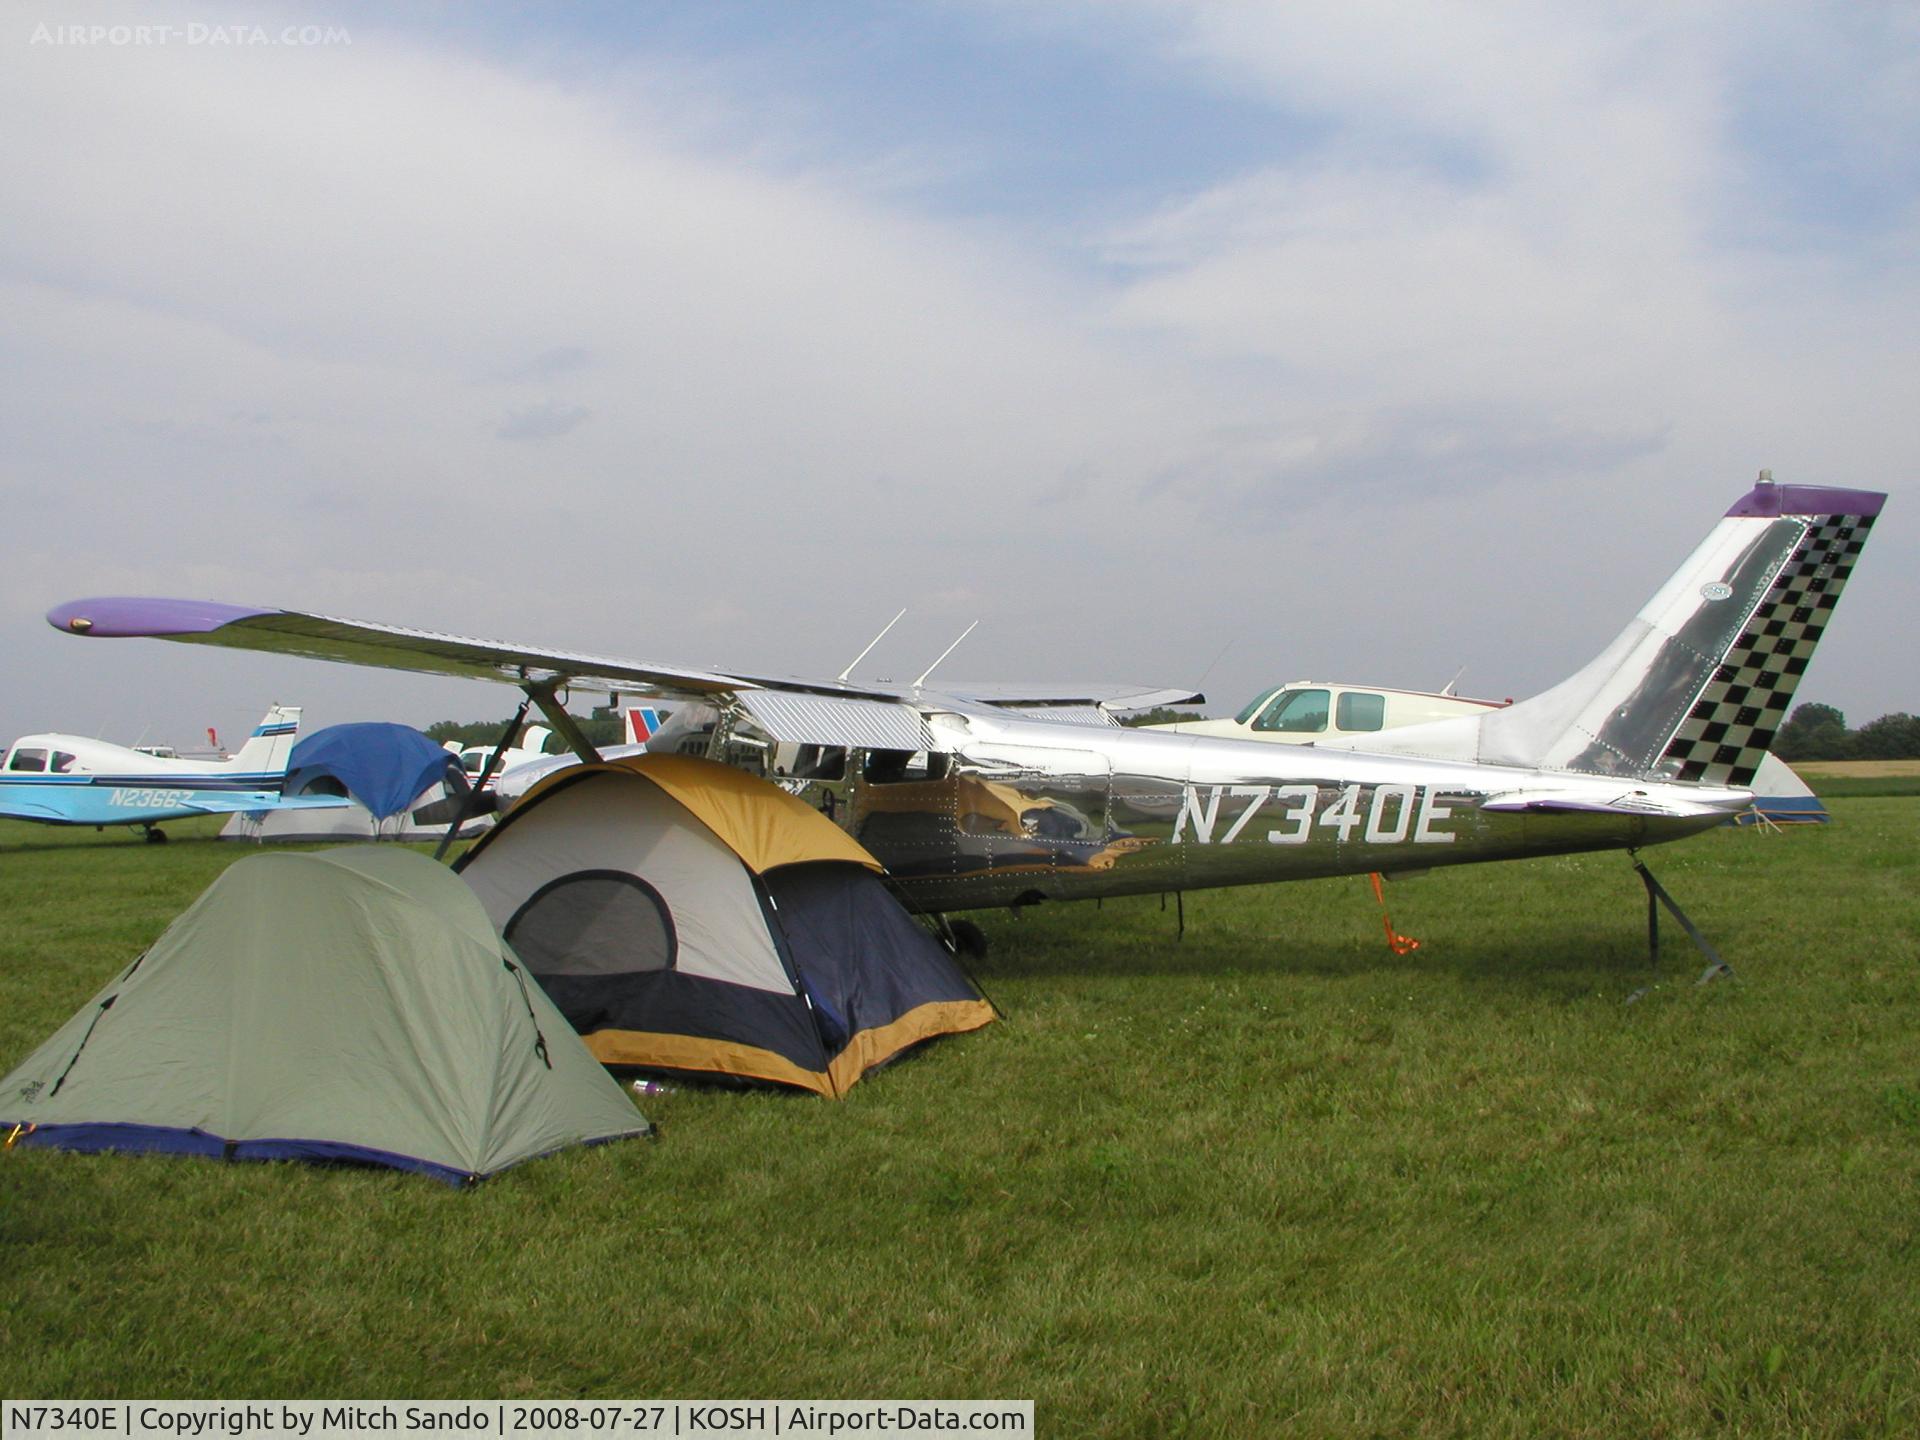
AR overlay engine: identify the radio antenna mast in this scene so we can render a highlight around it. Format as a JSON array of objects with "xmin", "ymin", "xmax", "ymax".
[
  {"xmin": 838, "ymin": 608, "xmax": 907, "ymax": 682},
  {"xmin": 914, "ymin": 620, "xmax": 979, "ymax": 689}
]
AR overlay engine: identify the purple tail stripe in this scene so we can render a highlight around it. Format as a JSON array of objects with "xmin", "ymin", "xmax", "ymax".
[{"xmin": 1726, "ymin": 484, "xmax": 1885, "ymax": 519}]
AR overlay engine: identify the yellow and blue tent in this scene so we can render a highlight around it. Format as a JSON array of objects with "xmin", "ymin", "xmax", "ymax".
[{"xmin": 455, "ymin": 755, "xmax": 994, "ymax": 1096}]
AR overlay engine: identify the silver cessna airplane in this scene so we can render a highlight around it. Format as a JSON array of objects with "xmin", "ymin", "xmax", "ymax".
[{"xmin": 48, "ymin": 477, "xmax": 1881, "ymax": 939}]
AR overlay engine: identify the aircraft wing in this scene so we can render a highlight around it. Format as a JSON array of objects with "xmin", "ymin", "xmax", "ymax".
[
  {"xmin": 176, "ymin": 791, "xmax": 354, "ymax": 816},
  {"xmin": 0, "ymin": 788, "xmax": 351, "ymax": 826},
  {"xmin": 47, "ymin": 598, "xmax": 1202, "ymax": 713},
  {"xmin": 48, "ymin": 597, "xmax": 876, "ymax": 703},
  {"xmin": 941, "ymin": 684, "xmax": 1205, "ymax": 713}
]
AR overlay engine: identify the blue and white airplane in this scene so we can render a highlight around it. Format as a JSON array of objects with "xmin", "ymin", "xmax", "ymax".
[{"xmin": 0, "ymin": 704, "xmax": 343, "ymax": 841}]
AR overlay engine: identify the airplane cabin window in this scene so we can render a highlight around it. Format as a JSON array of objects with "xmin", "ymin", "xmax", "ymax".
[
  {"xmin": 783, "ymin": 744, "xmax": 847, "ymax": 781},
  {"xmin": 1253, "ymin": 689, "xmax": 1330, "ymax": 734},
  {"xmin": 8, "ymin": 748, "xmax": 48, "ymax": 772},
  {"xmin": 862, "ymin": 749, "xmax": 950, "ymax": 784},
  {"xmin": 1336, "ymin": 692, "xmax": 1387, "ymax": 732},
  {"xmin": 52, "ymin": 752, "xmax": 78, "ymax": 773}
]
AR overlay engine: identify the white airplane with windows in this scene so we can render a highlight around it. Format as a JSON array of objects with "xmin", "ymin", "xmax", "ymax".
[
  {"xmin": 1148, "ymin": 680, "xmax": 1509, "ymax": 744},
  {"xmin": 0, "ymin": 705, "xmax": 344, "ymax": 842},
  {"xmin": 444, "ymin": 724, "xmax": 556, "ymax": 787},
  {"xmin": 43, "ymin": 477, "xmax": 1883, "ymax": 959}
]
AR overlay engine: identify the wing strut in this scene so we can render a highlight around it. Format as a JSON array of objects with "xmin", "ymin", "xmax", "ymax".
[
  {"xmin": 433, "ymin": 696, "xmax": 532, "ymax": 862},
  {"xmin": 525, "ymin": 678, "xmax": 602, "ymax": 764}
]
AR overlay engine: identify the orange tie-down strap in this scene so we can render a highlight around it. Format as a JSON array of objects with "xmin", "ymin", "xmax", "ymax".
[{"xmin": 1369, "ymin": 873, "xmax": 1422, "ymax": 956}]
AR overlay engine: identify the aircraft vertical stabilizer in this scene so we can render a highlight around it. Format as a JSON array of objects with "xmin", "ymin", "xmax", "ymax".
[
  {"xmin": 1324, "ymin": 479, "xmax": 1885, "ymax": 786},
  {"xmin": 226, "ymin": 704, "xmax": 302, "ymax": 775}
]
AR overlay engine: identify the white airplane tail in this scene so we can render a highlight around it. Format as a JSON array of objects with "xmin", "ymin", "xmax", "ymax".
[
  {"xmin": 1330, "ymin": 478, "xmax": 1884, "ymax": 786},
  {"xmin": 227, "ymin": 704, "xmax": 301, "ymax": 776},
  {"xmin": 622, "ymin": 704, "xmax": 664, "ymax": 745}
]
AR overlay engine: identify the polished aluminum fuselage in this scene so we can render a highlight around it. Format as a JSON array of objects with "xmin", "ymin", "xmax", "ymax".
[{"xmin": 743, "ymin": 706, "xmax": 1743, "ymax": 914}]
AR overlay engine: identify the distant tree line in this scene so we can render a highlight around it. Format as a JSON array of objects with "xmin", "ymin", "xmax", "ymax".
[{"xmin": 1774, "ymin": 703, "xmax": 1920, "ymax": 762}]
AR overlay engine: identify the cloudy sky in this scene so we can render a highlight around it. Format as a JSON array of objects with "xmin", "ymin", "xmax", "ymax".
[{"xmin": 3, "ymin": 0, "xmax": 1914, "ymax": 753}]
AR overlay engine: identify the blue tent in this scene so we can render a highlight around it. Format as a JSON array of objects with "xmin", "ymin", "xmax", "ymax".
[{"xmin": 283, "ymin": 724, "xmax": 468, "ymax": 822}]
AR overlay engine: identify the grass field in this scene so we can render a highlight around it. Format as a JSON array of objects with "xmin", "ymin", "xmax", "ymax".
[
  {"xmin": 1792, "ymin": 761, "xmax": 1920, "ymax": 799},
  {"xmin": 3, "ymin": 804, "xmax": 1917, "ymax": 1436},
  {"xmin": 1794, "ymin": 761, "xmax": 1920, "ymax": 778}
]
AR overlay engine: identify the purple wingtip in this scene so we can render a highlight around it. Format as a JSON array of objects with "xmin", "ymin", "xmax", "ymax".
[
  {"xmin": 47, "ymin": 597, "xmax": 275, "ymax": 638},
  {"xmin": 1727, "ymin": 481, "xmax": 1887, "ymax": 519}
]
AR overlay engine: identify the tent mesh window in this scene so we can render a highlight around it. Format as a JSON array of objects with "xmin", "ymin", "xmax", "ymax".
[{"xmin": 504, "ymin": 871, "xmax": 677, "ymax": 976}]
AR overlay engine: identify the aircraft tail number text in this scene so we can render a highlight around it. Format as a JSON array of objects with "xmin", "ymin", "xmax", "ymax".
[{"xmin": 1174, "ymin": 783, "xmax": 1457, "ymax": 847}]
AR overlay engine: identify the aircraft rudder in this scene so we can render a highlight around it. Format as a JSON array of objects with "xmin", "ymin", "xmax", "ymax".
[
  {"xmin": 229, "ymin": 703, "xmax": 302, "ymax": 774},
  {"xmin": 1488, "ymin": 477, "xmax": 1884, "ymax": 786},
  {"xmin": 1658, "ymin": 483, "xmax": 1883, "ymax": 786}
]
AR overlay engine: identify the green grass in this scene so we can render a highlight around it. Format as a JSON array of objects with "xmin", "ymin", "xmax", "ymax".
[
  {"xmin": 3, "ymin": 805, "xmax": 1918, "ymax": 1436},
  {"xmin": 1812, "ymin": 776, "xmax": 1920, "ymax": 798}
]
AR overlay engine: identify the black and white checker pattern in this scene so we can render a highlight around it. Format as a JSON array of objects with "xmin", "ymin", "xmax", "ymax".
[{"xmin": 1661, "ymin": 512, "xmax": 1876, "ymax": 786}]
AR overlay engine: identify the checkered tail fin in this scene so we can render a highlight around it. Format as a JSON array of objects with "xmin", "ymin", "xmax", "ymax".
[
  {"xmin": 1474, "ymin": 479, "xmax": 1885, "ymax": 787},
  {"xmin": 1656, "ymin": 491, "xmax": 1881, "ymax": 785}
]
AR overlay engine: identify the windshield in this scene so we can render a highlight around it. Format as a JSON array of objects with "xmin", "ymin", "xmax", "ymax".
[
  {"xmin": 1233, "ymin": 689, "xmax": 1282, "ymax": 725},
  {"xmin": 1253, "ymin": 689, "xmax": 1330, "ymax": 734}
]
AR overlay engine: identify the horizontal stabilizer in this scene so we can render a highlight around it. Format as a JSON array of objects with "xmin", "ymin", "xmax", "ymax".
[
  {"xmin": 182, "ymin": 792, "xmax": 353, "ymax": 816},
  {"xmin": 1481, "ymin": 788, "xmax": 1747, "ymax": 820}
]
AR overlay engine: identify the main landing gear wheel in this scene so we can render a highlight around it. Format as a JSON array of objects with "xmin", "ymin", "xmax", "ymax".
[{"xmin": 143, "ymin": 827, "xmax": 168, "ymax": 844}]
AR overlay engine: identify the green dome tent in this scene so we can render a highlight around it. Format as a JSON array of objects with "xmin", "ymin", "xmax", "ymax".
[{"xmin": 1, "ymin": 846, "xmax": 651, "ymax": 1184}]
